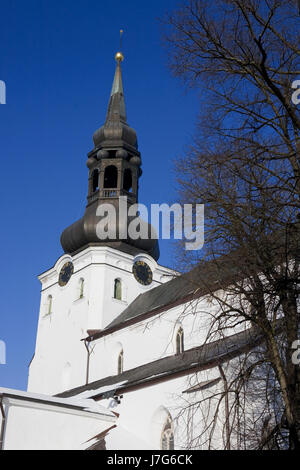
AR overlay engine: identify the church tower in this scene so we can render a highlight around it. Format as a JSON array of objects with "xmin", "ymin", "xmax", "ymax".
[
  {"xmin": 60, "ymin": 50, "xmax": 159, "ymax": 260},
  {"xmin": 27, "ymin": 51, "xmax": 174, "ymax": 396}
]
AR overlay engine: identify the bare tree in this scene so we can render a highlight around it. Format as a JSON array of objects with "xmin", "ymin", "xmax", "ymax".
[
  {"xmin": 174, "ymin": 347, "xmax": 285, "ymax": 450},
  {"xmin": 163, "ymin": 0, "xmax": 300, "ymax": 449}
]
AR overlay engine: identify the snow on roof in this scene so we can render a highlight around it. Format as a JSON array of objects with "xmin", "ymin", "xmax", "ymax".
[
  {"xmin": 0, "ymin": 387, "xmax": 115, "ymax": 418},
  {"xmin": 73, "ymin": 381, "xmax": 128, "ymax": 400}
]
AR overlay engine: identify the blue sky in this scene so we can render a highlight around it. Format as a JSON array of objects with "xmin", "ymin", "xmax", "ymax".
[{"xmin": 0, "ymin": 0, "xmax": 199, "ymax": 390}]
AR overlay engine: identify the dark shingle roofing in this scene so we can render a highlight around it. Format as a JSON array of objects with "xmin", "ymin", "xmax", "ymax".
[
  {"xmin": 85, "ymin": 425, "xmax": 116, "ymax": 450},
  {"xmin": 182, "ymin": 377, "xmax": 221, "ymax": 394},
  {"xmin": 58, "ymin": 326, "xmax": 264, "ymax": 400}
]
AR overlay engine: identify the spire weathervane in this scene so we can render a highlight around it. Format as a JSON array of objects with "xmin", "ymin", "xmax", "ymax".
[{"xmin": 115, "ymin": 29, "xmax": 124, "ymax": 62}]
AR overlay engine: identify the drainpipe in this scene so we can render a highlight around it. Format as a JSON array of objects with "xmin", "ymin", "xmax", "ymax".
[
  {"xmin": 84, "ymin": 340, "xmax": 90, "ymax": 385},
  {"xmin": 0, "ymin": 396, "xmax": 6, "ymax": 450},
  {"xmin": 218, "ymin": 365, "xmax": 231, "ymax": 450}
]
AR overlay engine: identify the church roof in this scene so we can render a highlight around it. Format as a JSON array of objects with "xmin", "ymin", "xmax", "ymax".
[
  {"xmin": 85, "ymin": 424, "xmax": 117, "ymax": 450},
  {"xmin": 58, "ymin": 325, "xmax": 264, "ymax": 400}
]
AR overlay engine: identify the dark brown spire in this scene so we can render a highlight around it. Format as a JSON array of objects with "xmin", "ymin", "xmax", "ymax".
[
  {"xmin": 60, "ymin": 52, "xmax": 160, "ymax": 260},
  {"xmin": 92, "ymin": 52, "xmax": 138, "ymax": 152},
  {"xmin": 106, "ymin": 53, "xmax": 126, "ymax": 123}
]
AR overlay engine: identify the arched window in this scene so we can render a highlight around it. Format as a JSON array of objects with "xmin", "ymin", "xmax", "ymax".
[
  {"xmin": 176, "ymin": 327, "xmax": 184, "ymax": 354},
  {"xmin": 92, "ymin": 169, "xmax": 99, "ymax": 192},
  {"xmin": 114, "ymin": 279, "xmax": 122, "ymax": 301},
  {"xmin": 123, "ymin": 168, "xmax": 132, "ymax": 192},
  {"xmin": 161, "ymin": 415, "xmax": 174, "ymax": 450},
  {"xmin": 46, "ymin": 295, "xmax": 53, "ymax": 315},
  {"xmin": 104, "ymin": 165, "xmax": 118, "ymax": 188},
  {"xmin": 118, "ymin": 350, "xmax": 124, "ymax": 374},
  {"xmin": 79, "ymin": 278, "xmax": 84, "ymax": 299}
]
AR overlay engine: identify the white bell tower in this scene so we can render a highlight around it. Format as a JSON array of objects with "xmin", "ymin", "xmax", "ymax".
[{"xmin": 28, "ymin": 51, "xmax": 174, "ymax": 396}]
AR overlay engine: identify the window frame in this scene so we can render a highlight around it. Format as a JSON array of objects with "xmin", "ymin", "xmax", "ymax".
[
  {"xmin": 175, "ymin": 327, "xmax": 184, "ymax": 354},
  {"xmin": 79, "ymin": 278, "xmax": 84, "ymax": 299},
  {"xmin": 161, "ymin": 415, "xmax": 174, "ymax": 450},
  {"xmin": 46, "ymin": 295, "xmax": 53, "ymax": 316},
  {"xmin": 118, "ymin": 349, "xmax": 124, "ymax": 375},
  {"xmin": 114, "ymin": 278, "xmax": 122, "ymax": 301}
]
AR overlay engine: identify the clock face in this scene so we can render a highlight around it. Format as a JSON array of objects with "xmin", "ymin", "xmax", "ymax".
[
  {"xmin": 58, "ymin": 262, "xmax": 74, "ymax": 287},
  {"xmin": 133, "ymin": 261, "xmax": 153, "ymax": 286}
]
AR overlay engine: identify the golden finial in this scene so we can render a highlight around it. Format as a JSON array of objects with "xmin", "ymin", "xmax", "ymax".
[{"xmin": 115, "ymin": 29, "xmax": 124, "ymax": 62}]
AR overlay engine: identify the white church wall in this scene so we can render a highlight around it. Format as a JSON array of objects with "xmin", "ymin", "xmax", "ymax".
[
  {"xmin": 88, "ymin": 297, "xmax": 222, "ymax": 383},
  {"xmin": 1, "ymin": 396, "xmax": 116, "ymax": 450},
  {"xmin": 104, "ymin": 368, "xmax": 224, "ymax": 450},
  {"xmin": 108, "ymin": 294, "xmax": 244, "ymax": 384},
  {"xmin": 28, "ymin": 246, "xmax": 174, "ymax": 395},
  {"xmin": 27, "ymin": 285, "xmax": 89, "ymax": 395}
]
